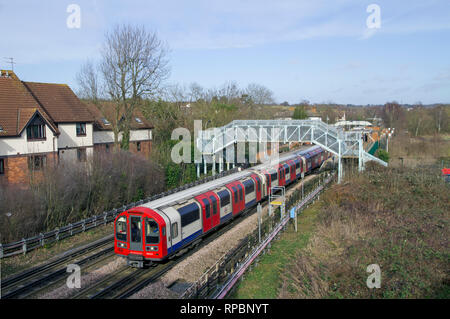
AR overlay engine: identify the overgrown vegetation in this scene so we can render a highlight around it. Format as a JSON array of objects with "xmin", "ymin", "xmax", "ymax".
[
  {"xmin": 277, "ymin": 164, "xmax": 449, "ymax": 299},
  {"xmin": 0, "ymin": 151, "xmax": 164, "ymax": 242}
]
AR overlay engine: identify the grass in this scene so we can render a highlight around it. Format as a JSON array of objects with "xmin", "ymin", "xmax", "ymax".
[
  {"xmin": 230, "ymin": 204, "xmax": 321, "ymax": 298},
  {"xmin": 232, "ymin": 164, "xmax": 449, "ymax": 299},
  {"xmin": 0, "ymin": 223, "xmax": 113, "ymax": 278}
]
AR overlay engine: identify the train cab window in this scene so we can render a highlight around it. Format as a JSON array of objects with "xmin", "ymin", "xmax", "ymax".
[
  {"xmin": 271, "ymin": 172, "xmax": 277, "ymax": 181},
  {"xmin": 145, "ymin": 218, "xmax": 159, "ymax": 244},
  {"xmin": 171, "ymin": 222, "xmax": 178, "ymax": 238},
  {"xmin": 202, "ymin": 199, "xmax": 211, "ymax": 218},
  {"xmin": 115, "ymin": 216, "xmax": 127, "ymax": 242},
  {"xmin": 218, "ymin": 190, "xmax": 230, "ymax": 207},
  {"xmin": 130, "ymin": 217, "xmax": 142, "ymax": 243},
  {"xmin": 209, "ymin": 196, "xmax": 218, "ymax": 215}
]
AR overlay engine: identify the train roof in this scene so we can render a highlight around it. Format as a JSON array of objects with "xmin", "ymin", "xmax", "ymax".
[{"xmin": 139, "ymin": 145, "xmax": 322, "ymax": 211}]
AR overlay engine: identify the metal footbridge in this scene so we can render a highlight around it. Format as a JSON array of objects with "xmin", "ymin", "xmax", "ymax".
[{"xmin": 196, "ymin": 119, "xmax": 387, "ymax": 183}]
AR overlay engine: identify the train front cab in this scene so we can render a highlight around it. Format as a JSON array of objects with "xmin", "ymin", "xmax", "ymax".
[{"xmin": 114, "ymin": 208, "xmax": 168, "ymax": 267}]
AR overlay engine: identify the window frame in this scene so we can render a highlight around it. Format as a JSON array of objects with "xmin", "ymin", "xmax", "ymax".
[
  {"xmin": 136, "ymin": 141, "xmax": 141, "ymax": 152},
  {"xmin": 28, "ymin": 155, "xmax": 47, "ymax": 171},
  {"xmin": 76, "ymin": 123, "xmax": 87, "ymax": 137},
  {"xmin": 115, "ymin": 216, "xmax": 128, "ymax": 242},
  {"xmin": 145, "ymin": 217, "xmax": 160, "ymax": 244},
  {"xmin": 27, "ymin": 124, "xmax": 46, "ymax": 141}
]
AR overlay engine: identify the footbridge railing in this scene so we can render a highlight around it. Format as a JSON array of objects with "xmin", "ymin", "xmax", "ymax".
[{"xmin": 196, "ymin": 119, "xmax": 388, "ymax": 183}]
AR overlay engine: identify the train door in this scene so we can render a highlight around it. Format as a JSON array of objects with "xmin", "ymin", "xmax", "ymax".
[
  {"xmin": 129, "ymin": 215, "xmax": 143, "ymax": 252},
  {"xmin": 284, "ymin": 163, "xmax": 291, "ymax": 184},
  {"xmin": 208, "ymin": 194, "xmax": 220, "ymax": 228},
  {"xmin": 195, "ymin": 194, "xmax": 213, "ymax": 233},
  {"xmin": 277, "ymin": 166, "xmax": 285, "ymax": 186},
  {"xmin": 251, "ymin": 175, "xmax": 262, "ymax": 202},
  {"xmin": 236, "ymin": 183, "xmax": 245, "ymax": 213},
  {"xmin": 288, "ymin": 160, "xmax": 296, "ymax": 182},
  {"xmin": 264, "ymin": 173, "xmax": 271, "ymax": 197}
]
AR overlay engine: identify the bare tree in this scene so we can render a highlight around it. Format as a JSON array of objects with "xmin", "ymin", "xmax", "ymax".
[
  {"xmin": 77, "ymin": 24, "xmax": 170, "ymax": 150},
  {"xmin": 432, "ymin": 105, "xmax": 448, "ymax": 134},
  {"xmin": 76, "ymin": 60, "xmax": 99, "ymax": 101},
  {"xmin": 245, "ymin": 83, "xmax": 275, "ymax": 105}
]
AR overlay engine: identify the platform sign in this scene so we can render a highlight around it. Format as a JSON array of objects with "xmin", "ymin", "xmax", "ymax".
[
  {"xmin": 271, "ymin": 201, "xmax": 283, "ymax": 206},
  {"xmin": 290, "ymin": 207, "xmax": 296, "ymax": 219}
]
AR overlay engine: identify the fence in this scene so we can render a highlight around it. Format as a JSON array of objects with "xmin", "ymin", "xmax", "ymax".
[
  {"xmin": 180, "ymin": 171, "xmax": 335, "ymax": 299},
  {"xmin": 0, "ymin": 167, "xmax": 240, "ymax": 259}
]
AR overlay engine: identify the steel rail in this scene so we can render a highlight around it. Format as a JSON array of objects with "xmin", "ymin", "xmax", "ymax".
[{"xmin": 1, "ymin": 237, "xmax": 114, "ymax": 299}]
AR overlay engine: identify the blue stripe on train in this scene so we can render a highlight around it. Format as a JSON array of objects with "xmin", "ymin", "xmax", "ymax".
[
  {"xmin": 245, "ymin": 199, "xmax": 256, "ymax": 209},
  {"xmin": 220, "ymin": 212, "xmax": 233, "ymax": 224},
  {"xmin": 169, "ymin": 229, "xmax": 202, "ymax": 253}
]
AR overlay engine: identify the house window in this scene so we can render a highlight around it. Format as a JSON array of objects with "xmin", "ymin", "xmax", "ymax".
[
  {"xmin": 27, "ymin": 123, "xmax": 46, "ymax": 140},
  {"xmin": 136, "ymin": 142, "xmax": 141, "ymax": 152},
  {"xmin": 28, "ymin": 155, "xmax": 46, "ymax": 171},
  {"xmin": 77, "ymin": 148, "xmax": 87, "ymax": 162},
  {"xmin": 0, "ymin": 158, "xmax": 5, "ymax": 175},
  {"xmin": 76, "ymin": 123, "xmax": 86, "ymax": 136},
  {"xmin": 135, "ymin": 117, "xmax": 143, "ymax": 124},
  {"xmin": 105, "ymin": 144, "xmax": 110, "ymax": 153},
  {"xmin": 101, "ymin": 118, "xmax": 111, "ymax": 126}
]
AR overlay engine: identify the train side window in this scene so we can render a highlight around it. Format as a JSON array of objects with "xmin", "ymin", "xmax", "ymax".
[
  {"xmin": 178, "ymin": 203, "xmax": 200, "ymax": 227},
  {"xmin": 202, "ymin": 199, "xmax": 211, "ymax": 218},
  {"xmin": 244, "ymin": 180, "xmax": 254, "ymax": 194},
  {"xmin": 218, "ymin": 190, "xmax": 230, "ymax": 207},
  {"xmin": 271, "ymin": 172, "xmax": 277, "ymax": 181},
  {"xmin": 171, "ymin": 222, "xmax": 178, "ymax": 238},
  {"xmin": 209, "ymin": 196, "xmax": 218, "ymax": 215}
]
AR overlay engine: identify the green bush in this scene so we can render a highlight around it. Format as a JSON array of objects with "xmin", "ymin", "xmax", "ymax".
[{"xmin": 377, "ymin": 149, "xmax": 390, "ymax": 162}]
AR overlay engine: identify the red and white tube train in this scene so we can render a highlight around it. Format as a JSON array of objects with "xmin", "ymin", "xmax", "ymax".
[{"xmin": 114, "ymin": 145, "xmax": 331, "ymax": 267}]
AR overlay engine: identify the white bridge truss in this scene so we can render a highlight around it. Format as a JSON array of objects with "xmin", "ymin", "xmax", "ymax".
[{"xmin": 196, "ymin": 119, "xmax": 387, "ymax": 183}]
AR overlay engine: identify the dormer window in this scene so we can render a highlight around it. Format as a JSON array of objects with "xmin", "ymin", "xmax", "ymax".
[
  {"xmin": 26, "ymin": 116, "xmax": 46, "ymax": 140},
  {"xmin": 76, "ymin": 123, "xmax": 86, "ymax": 136},
  {"xmin": 101, "ymin": 118, "xmax": 111, "ymax": 126},
  {"xmin": 135, "ymin": 117, "xmax": 143, "ymax": 124}
]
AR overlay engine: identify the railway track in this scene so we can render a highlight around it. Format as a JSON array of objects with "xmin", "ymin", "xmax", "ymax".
[
  {"xmin": 76, "ymin": 174, "xmax": 318, "ymax": 299},
  {"xmin": 1, "ymin": 235, "xmax": 114, "ymax": 299},
  {"xmin": 1, "ymin": 155, "xmax": 324, "ymax": 299}
]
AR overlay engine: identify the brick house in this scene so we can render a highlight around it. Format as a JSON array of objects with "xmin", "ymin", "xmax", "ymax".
[
  {"xmin": 0, "ymin": 70, "xmax": 153, "ymax": 185},
  {"xmin": 84, "ymin": 102, "xmax": 153, "ymax": 158}
]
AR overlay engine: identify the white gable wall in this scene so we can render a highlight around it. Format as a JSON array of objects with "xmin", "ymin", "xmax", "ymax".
[{"xmin": 0, "ymin": 125, "xmax": 57, "ymax": 157}]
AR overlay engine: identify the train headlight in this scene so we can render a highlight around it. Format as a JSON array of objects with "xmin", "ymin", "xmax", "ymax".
[
  {"xmin": 118, "ymin": 242, "xmax": 127, "ymax": 248},
  {"xmin": 146, "ymin": 246, "xmax": 159, "ymax": 252}
]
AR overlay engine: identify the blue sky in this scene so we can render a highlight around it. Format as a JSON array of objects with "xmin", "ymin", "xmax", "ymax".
[{"xmin": 0, "ymin": 0, "xmax": 449, "ymax": 104}]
